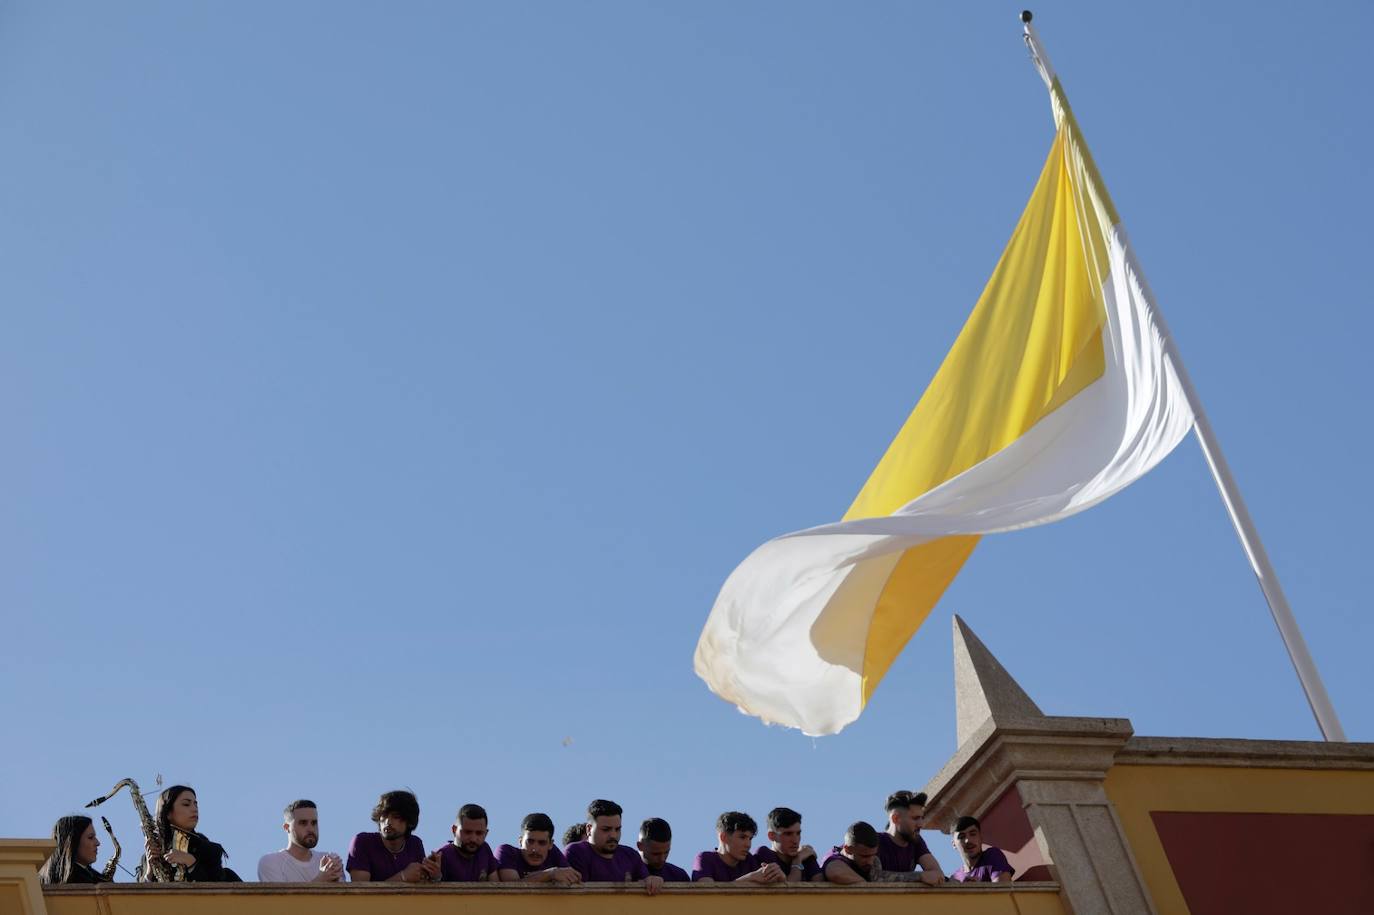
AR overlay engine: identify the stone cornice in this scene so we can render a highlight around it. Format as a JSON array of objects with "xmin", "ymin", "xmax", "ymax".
[
  {"xmin": 924, "ymin": 717, "xmax": 1134, "ymax": 831},
  {"xmin": 0, "ymin": 839, "xmax": 54, "ymax": 867},
  {"xmin": 1117, "ymin": 736, "xmax": 1374, "ymax": 769}
]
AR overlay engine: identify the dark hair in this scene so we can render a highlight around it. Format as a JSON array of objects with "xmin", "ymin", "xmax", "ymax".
[
  {"xmin": 39, "ymin": 815, "xmax": 94, "ymax": 885},
  {"xmin": 587, "ymin": 799, "xmax": 622, "ymax": 820},
  {"xmin": 371, "ymin": 790, "xmax": 420, "ymax": 833},
  {"xmin": 884, "ymin": 790, "xmax": 928, "ymax": 813},
  {"xmin": 953, "ymin": 815, "xmax": 981, "ymax": 833},
  {"xmin": 520, "ymin": 813, "xmax": 555, "ymax": 837},
  {"xmin": 845, "ymin": 821, "xmax": 880, "ymax": 848},
  {"xmin": 767, "ymin": 807, "xmax": 801, "ymax": 831},
  {"xmin": 562, "ymin": 822, "xmax": 588, "ymax": 845},
  {"xmin": 153, "ymin": 785, "xmax": 228, "ymax": 865},
  {"xmin": 639, "ymin": 818, "xmax": 672, "ymax": 843},
  {"xmin": 456, "ymin": 803, "xmax": 488, "ymax": 824},
  {"xmin": 155, "ymin": 785, "xmax": 201, "ymax": 846},
  {"xmin": 716, "ymin": 811, "xmax": 757, "ymax": 835},
  {"xmin": 283, "ymin": 800, "xmax": 316, "ymax": 818}
]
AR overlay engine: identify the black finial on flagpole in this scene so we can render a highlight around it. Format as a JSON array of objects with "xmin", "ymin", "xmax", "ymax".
[{"xmin": 1021, "ymin": 10, "xmax": 1033, "ymax": 23}]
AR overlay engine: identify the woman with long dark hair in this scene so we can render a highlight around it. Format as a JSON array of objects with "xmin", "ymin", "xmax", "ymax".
[
  {"xmin": 39, "ymin": 815, "xmax": 108, "ymax": 884},
  {"xmin": 139, "ymin": 785, "xmax": 241, "ymax": 882}
]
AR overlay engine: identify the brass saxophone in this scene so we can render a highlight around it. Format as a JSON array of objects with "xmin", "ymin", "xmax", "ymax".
[
  {"xmin": 171, "ymin": 828, "xmax": 190, "ymax": 881},
  {"xmin": 99, "ymin": 816, "xmax": 121, "ymax": 881},
  {"xmin": 85, "ymin": 778, "xmax": 174, "ymax": 882}
]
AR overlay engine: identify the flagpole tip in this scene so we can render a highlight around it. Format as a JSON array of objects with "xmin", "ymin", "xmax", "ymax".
[{"xmin": 1020, "ymin": 10, "xmax": 1033, "ymax": 23}]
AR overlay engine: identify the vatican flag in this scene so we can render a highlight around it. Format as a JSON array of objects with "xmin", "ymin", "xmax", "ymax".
[{"xmin": 694, "ymin": 25, "xmax": 1196, "ymax": 736}]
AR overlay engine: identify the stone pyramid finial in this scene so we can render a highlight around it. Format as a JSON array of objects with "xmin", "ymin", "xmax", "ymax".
[{"xmin": 953, "ymin": 614, "xmax": 1045, "ymax": 747}]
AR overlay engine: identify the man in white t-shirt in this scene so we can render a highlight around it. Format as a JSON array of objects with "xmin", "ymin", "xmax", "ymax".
[{"xmin": 257, "ymin": 799, "xmax": 345, "ymax": 882}]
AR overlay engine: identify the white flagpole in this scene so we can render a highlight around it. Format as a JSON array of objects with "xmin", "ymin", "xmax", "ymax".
[{"xmin": 1019, "ymin": 10, "xmax": 1347, "ymax": 742}]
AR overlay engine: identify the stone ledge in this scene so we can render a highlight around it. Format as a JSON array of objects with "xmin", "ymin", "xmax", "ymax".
[
  {"xmin": 1118, "ymin": 736, "xmax": 1374, "ymax": 769},
  {"xmin": 0, "ymin": 839, "xmax": 55, "ymax": 866}
]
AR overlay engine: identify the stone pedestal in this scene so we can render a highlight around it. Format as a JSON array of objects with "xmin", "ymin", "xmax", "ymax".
[{"xmin": 923, "ymin": 618, "xmax": 1157, "ymax": 915}]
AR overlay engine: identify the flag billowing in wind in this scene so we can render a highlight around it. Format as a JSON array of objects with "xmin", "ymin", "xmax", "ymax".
[{"xmin": 694, "ymin": 27, "xmax": 1196, "ymax": 736}]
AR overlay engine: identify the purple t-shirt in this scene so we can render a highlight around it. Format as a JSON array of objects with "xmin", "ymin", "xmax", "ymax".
[
  {"xmin": 876, "ymin": 831, "xmax": 932, "ymax": 872},
  {"xmin": 495, "ymin": 843, "xmax": 568, "ymax": 878},
  {"xmin": 821, "ymin": 846, "xmax": 873, "ymax": 883},
  {"xmin": 951, "ymin": 846, "xmax": 1015, "ymax": 883},
  {"xmin": 438, "ymin": 841, "xmax": 498, "ymax": 882},
  {"xmin": 565, "ymin": 841, "xmax": 649, "ymax": 882},
  {"xmin": 756, "ymin": 845, "xmax": 822, "ymax": 881},
  {"xmin": 691, "ymin": 850, "xmax": 761, "ymax": 882},
  {"xmin": 346, "ymin": 832, "xmax": 426, "ymax": 882},
  {"xmin": 648, "ymin": 861, "xmax": 691, "ymax": 882}
]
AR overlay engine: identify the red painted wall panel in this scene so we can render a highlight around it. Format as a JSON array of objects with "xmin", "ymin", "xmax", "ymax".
[
  {"xmin": 978, "ymin": 785, "xmax": 1047, "ymax": 881},
  {"xmin": 1151, "ymin": 811, "xmax": 1374, "ymax": 915}
]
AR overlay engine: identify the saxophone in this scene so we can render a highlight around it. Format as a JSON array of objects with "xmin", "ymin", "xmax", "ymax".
[
  {"xmin": 171, "ymin": 828, "xmax": 190, "ymax": 881},
  {"xmin": 99, "ymin": 816, "xmax": 121, "ymax": 881},
  {"xmin": 85, "ymin": 779, "xmax": 174, "ymax": 882}
]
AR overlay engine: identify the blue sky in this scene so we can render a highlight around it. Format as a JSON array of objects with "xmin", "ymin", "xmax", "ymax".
[{"xmin": 2, "ymin": 1, "xmax": 1369, "ymax": 878}]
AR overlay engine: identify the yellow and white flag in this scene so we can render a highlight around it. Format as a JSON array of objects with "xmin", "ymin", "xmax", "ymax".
[{"xmin": 694, "ymin": 26, "xmax": 1196, "ymax": 736}]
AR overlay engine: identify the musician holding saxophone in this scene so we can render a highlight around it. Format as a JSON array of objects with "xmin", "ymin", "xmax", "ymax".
[
  {"xmin": 39, "ymin": 816, "xmax": 110, "ymax": 884},
  {"xmin": 138, "ymin": 785, "xmax": 242, "ymax": 882}
]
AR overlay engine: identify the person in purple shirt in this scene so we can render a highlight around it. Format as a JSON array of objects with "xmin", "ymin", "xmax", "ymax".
[
  {"xmin": 635, "ymin": 818, "xmax": 691, "ymax": 883},
  {"xmin": 561, "ymin": 823, "xmax": 588, "ymax": 848},
  {"xmin": 756, "ymin": 807, "xmax": 823, "ymax": 883},
  {"xmin": 437, "ymin": 803, "xmax": 498, "ymax": 882},
  {"xmin": 950, "ymin": 816, "xmax": 1015, "ymax": 884},
  {"xmin": 691, "ymin": 811, "xmax": 784, "ymax": 884},
  {"xmin": 345, "ymin": 790, "xmax": 440, "ymax": 884},
  {"xmin": 565, "ymin": 799, "xmax": 663, "ymax": 895},
  {"xmin": 494, "ymin": 813, "xmax": 580, "ymax": 885},
  {"xmin": 821, "ymin": 821, "xmax": 882, "ymax": 884},
  {"xmin": 878, "ymin": 789, "xmax": 945, "ymax": 885}
]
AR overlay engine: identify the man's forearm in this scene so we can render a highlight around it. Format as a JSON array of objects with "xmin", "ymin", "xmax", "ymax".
[
  {"xmin": 917, "ymin": 853, "xmax": 945, "ymax": 884},
  {"xmin": 823, "ymin": 865, "xmax": 864, "ymax": 886}
]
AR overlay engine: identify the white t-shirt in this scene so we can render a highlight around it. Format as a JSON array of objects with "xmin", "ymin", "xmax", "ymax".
[{"xmin": 257, "ymin": 848, "xmax": 336, "ymax": 882}]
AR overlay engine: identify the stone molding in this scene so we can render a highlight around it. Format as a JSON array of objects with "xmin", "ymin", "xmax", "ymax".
[
  {"xmin": 1118, "ymin": 735, "xmax": 1374, "ymax": 769},
  {"xmin": 924, "ymin": 723, "xmax": 1134, "ymax": 831}
]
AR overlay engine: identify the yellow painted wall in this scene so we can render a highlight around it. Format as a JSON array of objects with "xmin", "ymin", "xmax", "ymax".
[
  {"xmin": 0, "ymin": 839, "xmax": 54, "ymax": 915},
  {"xmin": 1104, "ymin": 764, "xmax": 1374, "ymax": 914},
  {"xmin": 44, "ymin": 884, "xmax": 1066, "ymax": 915},
  {"xmin": 2, "ymin": 882, "xmax": 32, "ymax": 915}
]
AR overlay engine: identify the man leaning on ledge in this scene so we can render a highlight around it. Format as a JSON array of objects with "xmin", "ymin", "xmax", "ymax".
[{"xmin": 257, "ymin": 799, "xmax": 343, "ymax": 883}]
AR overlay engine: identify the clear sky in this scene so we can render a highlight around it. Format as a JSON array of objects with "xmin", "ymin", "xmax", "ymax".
[{"xmin": 2, "ymin": 0, "xmax": 1370, "ymax": 879}]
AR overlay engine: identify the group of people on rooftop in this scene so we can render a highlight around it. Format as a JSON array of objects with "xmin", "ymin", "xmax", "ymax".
[{"xmin": 40, "ymin": 785, "xmax": 1014, "ymax": 891}]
